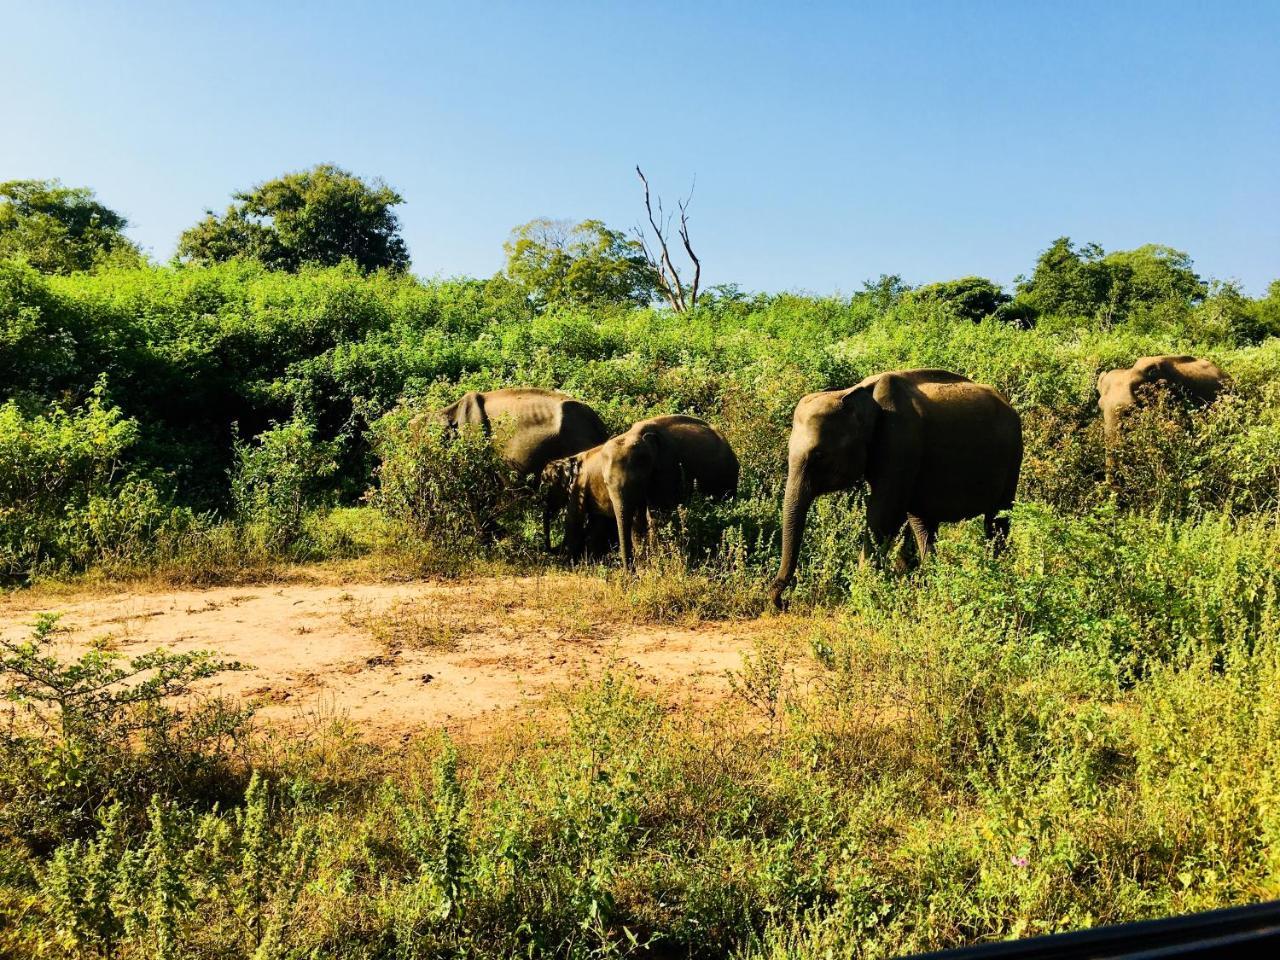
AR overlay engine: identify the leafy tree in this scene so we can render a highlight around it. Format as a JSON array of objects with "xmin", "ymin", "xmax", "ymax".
[
  {"xmin": 504, "ymin": 218, "xmax": 658, "ymax": 309},
  {"xmin": 177, "ymin": 164, "xmax": 409, "ymax": 273},
  {"xmin": 908, "ymin": 276, "xmax": 1011, "ymax": 322},
  {"xmin": 1017, "ymin": 237, "xmax": 1205, "ymax": 325},
  {"xmin": 1016, "ymin": 237, "xmax": 1113, "ymax": 320},
  {"xmin": 0, "ymin": 180, "xmax": 142, "ymax": 274},
  {"xmin": 859, "ymin": 273, "xmax": 911, "ymax": 312},
  {"xmin": 1254, "ymin": 279, "xmax": 1280, "ymax": 339},
  {"xmin": 1104, "ymin": 244, "xmax": 1206, "ymax": 311}
]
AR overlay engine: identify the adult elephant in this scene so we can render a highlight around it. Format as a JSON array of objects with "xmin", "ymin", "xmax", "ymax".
[
  {"xmin": 1096, "ymin": 355, "xmax": 1227, "ymax": 441},
  {"xmin": 541, "ymin": 415, "xmax": 739, "ymax": 568},
  {"xmin": 427, "ymin": 388, "xmax": 609, "ymax": 548},
  {"xmin": 429, "ymin": 387, "xmax": 608, "ymax": 476},
  {"xmin": 769, "ymin": 369, "xmax": 1022, "ymax": 609}
]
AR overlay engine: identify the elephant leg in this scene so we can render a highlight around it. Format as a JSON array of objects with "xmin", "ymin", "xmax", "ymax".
[
  {"xmin": 984, "ymin": 511, "xmax": 1011, "ymax": 556},
  {"xmin": 865, "ymin": 495, "xmax": 908, "ymax": 572},
  {"xmin": 643, "ymin": 506, "xmax": 665, "ymax": 556},
  {"xmin": 901, "ymin": 515, "xmax": 936, "ymax": 571},
  {"xmin": 634, "ymin": 507, "xmax": 653, "ymax": 559},
  {"xmin": 587, "ymin": 516, "xmax": 614, "ymax": 560},
  {"xmin": 562, "ymin": 496, "xmax": 587, "ymax": 562},
  {"xmin": 616, "ymin": 506, "xmax": 635, "ymax": 570}
]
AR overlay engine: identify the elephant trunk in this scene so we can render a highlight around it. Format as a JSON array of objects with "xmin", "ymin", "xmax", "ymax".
[
  {"xmin": 613, "ymin": 486, "xmax": 638, "ymax": 571},
  {"xmin": 770, "ymin": 469, "xmax": 813, "ymax": 609}
]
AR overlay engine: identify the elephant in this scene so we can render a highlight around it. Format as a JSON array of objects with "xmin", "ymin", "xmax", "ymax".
[
  {"xmin": 424, "ymin": 388, "xmax": 609, "ymax": 548},
  {"xmin": 540, "ymin": 414, "xmax": 739, "ymax": 568},
  {"xmin": 1096, "ymin": 355, "xmax": 1227, "ymax": 441},
  {"xmin": 769, "ymin": 369, "xmax": 1023, "ymax": 609}
]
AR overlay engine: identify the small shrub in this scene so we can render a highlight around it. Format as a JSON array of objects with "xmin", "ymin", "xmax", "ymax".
[
  {"xmin": 0, "ymin": 614, "xmax": 251, "ymax": 849},
  {"xmin": 371, "ymin": 407, "xmax": 529, "ymax": 555},
  {"xmin": 0, "ymin": 383, "xmax": 160, "ymax": 579},
  {"xmin": 230, "ymin": 417, "xmax": 338, "ymax": 553}
]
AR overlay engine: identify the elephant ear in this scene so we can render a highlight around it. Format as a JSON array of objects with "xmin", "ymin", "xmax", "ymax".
[
  {"xmin": 641, "ymin": 429, "xmax": 683, "ymax": 508},
  {"xmin": 858, "ymin": 374, "xmax": 924, "ymax": 491},
  {"xmin": 839, "ymin": 384, "xmax": 880, "ymax": 435}
]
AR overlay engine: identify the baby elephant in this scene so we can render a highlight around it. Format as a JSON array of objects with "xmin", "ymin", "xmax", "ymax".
[
  {"xmin": 1097, "ymin": 355, "xmax": 1228, "ymax": 441},
  {"xmin": 541, "ymin": 415, "xmax": 739, "ymax": 568}
]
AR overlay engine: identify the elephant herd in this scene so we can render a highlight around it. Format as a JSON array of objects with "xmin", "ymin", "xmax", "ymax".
[{"xmin": 429, "ymin": 354, "xmax": 1227, "ymax": 609}]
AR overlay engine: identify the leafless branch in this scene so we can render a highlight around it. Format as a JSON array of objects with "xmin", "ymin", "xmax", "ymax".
[{"xmin": 635, "ymin": 166, "xmax": 702, "ymax": 313}]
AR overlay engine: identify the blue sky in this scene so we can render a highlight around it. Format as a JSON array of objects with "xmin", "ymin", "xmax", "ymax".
[{"xmin": 3, "ymin": 0, "xmax": 1277, "ymax": 293}]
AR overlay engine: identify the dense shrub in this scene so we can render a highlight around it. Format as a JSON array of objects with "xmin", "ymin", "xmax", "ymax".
[
  {"xmin": 2, "ymin": 249, "xmax": 1280, "ymax": 955},
  {"xmin": 0, "ymin": 385, "xmax": 170, "ymax": 579},
  {"xmin": 230, "ymin": 417, "xmax": 339, "ymax": 553},
  {"xmin": 370, "ymin": 408, "xmax": 531, "ymax": 558}
]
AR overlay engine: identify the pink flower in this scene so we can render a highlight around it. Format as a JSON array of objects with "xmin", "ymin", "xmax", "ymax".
[{"xmin": 1010, "ymin": 855, "xmax": 1029, "ymax": 868}]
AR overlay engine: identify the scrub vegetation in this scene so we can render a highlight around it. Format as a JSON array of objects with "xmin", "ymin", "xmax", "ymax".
[{"xmin": 2, "ymin": 169, "xmax": 1280, "ymax": 956}]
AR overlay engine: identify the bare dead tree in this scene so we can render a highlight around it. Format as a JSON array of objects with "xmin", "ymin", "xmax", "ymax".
[{"xmin": 634, "ymin": 166, "xmax": 701, "ymax": 313}]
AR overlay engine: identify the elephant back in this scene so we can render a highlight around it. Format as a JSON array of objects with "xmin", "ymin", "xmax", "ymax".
[{"xmin": 633, "ymin": 415, "xmax": 739, "ymax": 503}]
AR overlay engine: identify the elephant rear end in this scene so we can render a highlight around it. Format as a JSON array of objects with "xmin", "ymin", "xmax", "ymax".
[
  {"xmin": 637, "ymin": 415, "xmax": 739, "ymax": 505},
  {"xmin": 915, "ymin": 382, "xmax": 1022, "ymax": 524},
  {"xmin": 463, "ymin": 388, "xmax": 609, "ymax": 477}
]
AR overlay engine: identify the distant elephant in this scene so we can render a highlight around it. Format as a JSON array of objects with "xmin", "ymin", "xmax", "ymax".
[
  {"xmin": 541, "ymin": 415, "xmax": 739, "ymax": 568},
  {"xmin": 769, "ymin": 369, "xmax": 1023, "ymax": 609},
  {"xmin": 1096, "ymin": 355, "xmax": 1227, "ymax": 441},
  {"xmin": 424, "ymin": 388, "xmax": 609, "ymax": 548}
]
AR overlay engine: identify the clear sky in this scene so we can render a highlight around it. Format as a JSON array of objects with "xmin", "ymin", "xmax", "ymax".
[{"xmin": 3, "ymin": 0, "xmax": 1277, "ymax": 293}]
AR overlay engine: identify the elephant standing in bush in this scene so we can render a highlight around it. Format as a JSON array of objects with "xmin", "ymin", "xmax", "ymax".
[
  {"xmin": 425, "ymin": 388, "xmax": 609, "ymax": 547},
  {"xmin": 769, "ymin": 369, "xmax": 1022, "ymax": 609},
  {"xmin": 1096, "ymin": 355, "xmax": 1227, "ymax": 441},
  {"xmin": 541, "ymin": 415, "xmax": 739, "ymax": 568}
]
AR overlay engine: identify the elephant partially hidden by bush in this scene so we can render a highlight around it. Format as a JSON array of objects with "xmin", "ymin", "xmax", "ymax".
[
  {"xmin": 769, "ymin": 369, "xmax": 1023, "ymax": 609},
  {"xmin": 541, "ymin": 415, "xmax": 740, "ymax": 568},
  {"xmin": 427, "ymin": 388, "xmax": 609, "ymax": 476},
  {"xmin": 420, "ymin": 388, "xmax": 609, "ymax": 546},
  {"xmin": 1096, "ymin": 355, "xmax": 1228, "ymax": 441}
]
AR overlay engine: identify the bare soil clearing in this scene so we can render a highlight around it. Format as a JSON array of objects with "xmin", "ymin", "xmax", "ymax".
[{"xmin": 0, "ymin": 575, "xmax": 772, "ymax": 741}]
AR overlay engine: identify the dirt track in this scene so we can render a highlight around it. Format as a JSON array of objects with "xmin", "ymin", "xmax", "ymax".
[{"xmin": 0, "ymin": 576, "xmax": 770, "ymax": 741}]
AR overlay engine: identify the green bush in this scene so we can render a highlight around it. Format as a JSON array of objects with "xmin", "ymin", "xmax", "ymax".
[
  {"xmin": 0, "ymin": 385, "xmax": 172, "ymax": 579},
  {"xmin": 370, "ymin": 407, "xmax": 530, "ymax": 558},
  {"xmin": 0, "ymin": 614, "xmax": 250, "ymax": 851},
  {"xmin": 230, "ymin": 417, "xmax": 338, "ymax": 553}
]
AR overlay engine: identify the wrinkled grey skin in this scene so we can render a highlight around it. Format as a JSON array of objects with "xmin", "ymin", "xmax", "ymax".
[
  {"xmin": 542, "ymin": 415, "xmax": 739, "ymax": 569},
  {"xmin": 1096, "ymin": 355, "xmax": 1227, "ymax": 441},
  {"xmin": 769, "ymin": 369, "xmax": 1023, "ymax": 609},
  {"xmin": 425, "ymin": 388, "xmax": 608, "ymax": 549}
]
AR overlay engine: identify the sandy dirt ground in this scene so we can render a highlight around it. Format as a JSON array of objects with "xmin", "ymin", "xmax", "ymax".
[{"xmin": 0, "ymin": 575, "xmax": 771, "ymax": 742}]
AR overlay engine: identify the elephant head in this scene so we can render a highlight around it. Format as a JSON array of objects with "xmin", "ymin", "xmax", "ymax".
[
  {"xmin": 1097, "ymin": 356, "xmax": 1227, "ymax": 443},
  {"xmin": 769, "ymin": 386, "xmax": 879, "ymax": 608},
  {"xmin": 539, "ymin": 456, "xmax": 580, "ymax": 552},
  {"xmin": 605, "ymin": 427, "xmax": 666, "ymax": 569},
  {"xmin": 1096, "ymin": 369, "xmax": 1140, "ymax": 442}
]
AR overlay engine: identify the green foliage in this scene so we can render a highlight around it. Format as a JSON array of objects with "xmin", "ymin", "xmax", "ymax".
[
  {"xmin": 504, "ymin": 218, "xmax": 658, "ymax": 309},
  {"xmin": 1017, "ymin": 237, "xmax": 1205, "ymax": 327},
  {"xmin": 906, "ymin": 275, "xmax": 1010, "ymax": 322},
  {"xmin": 176, "ymin": 164, "xmax": 409, "ymax": 273},
  {"xmin": 0, "ymin": 614, "xmax": 249, "ymax": 850},
  {"xmin": 230, "ymin": 417, "xmax": 338, "ymax": 552},
  {"xmin": 0, "ymin": 180, "xmax": 142, "ymax": 274},
  {"xmin": 0, "ymin": 383, "xmax": 172, "ymax": 579},
  {"xmin": 370, "ymin": 408, "xmax": 528, "ymax": 558}
]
